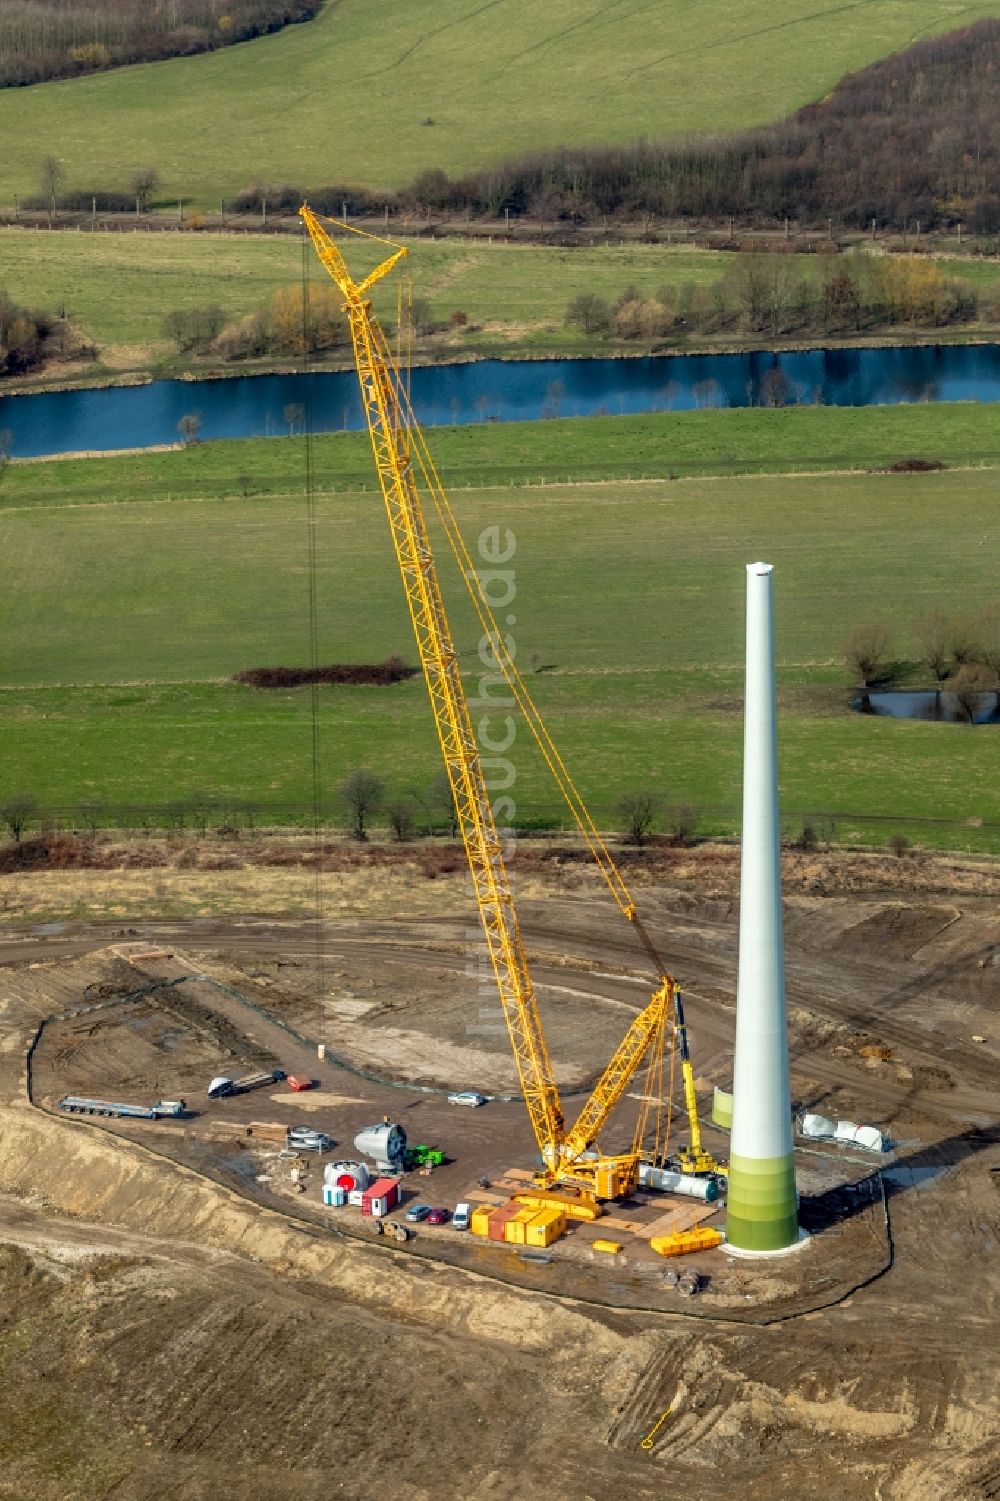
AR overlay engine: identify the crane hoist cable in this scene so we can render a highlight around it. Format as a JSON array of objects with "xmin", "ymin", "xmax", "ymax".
[{"xmin": 299, "ymin": 228, "xmax": 327, "ymax": 1051}]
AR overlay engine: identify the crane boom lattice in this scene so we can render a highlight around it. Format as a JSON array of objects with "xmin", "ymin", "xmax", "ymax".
[{"xmin": 300, "ymin": 206, "xmax": 718, "ymax": 1196}]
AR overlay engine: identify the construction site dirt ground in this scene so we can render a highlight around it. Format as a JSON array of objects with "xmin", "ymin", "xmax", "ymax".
[{"xmin": 0, "ymin": 843, "xmax": 998, "ymax": 1499}]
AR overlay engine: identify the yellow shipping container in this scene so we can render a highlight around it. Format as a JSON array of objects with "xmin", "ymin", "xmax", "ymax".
[
  {"xmin": 592, "ymin": 1238, "xmax": 622, "ymax": 1254},
  {"xmin": 524, "ymin": 1208, "xmax": 567, "ymax": 1248},
  {"xmin": 503, "ymin": 1207, "xmax": 540, "ymax": 1245},
  {"xmin": 470, "ymin": 1204, "xmax": 495, "ymax": 1238}
]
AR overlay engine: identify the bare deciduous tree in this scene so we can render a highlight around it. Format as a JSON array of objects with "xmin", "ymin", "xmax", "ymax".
[
  {"xmin": 341, "ymin": 768, "xmax": 385, "ymax": 841},
  {"xmin": 949, "ymin": 664, "xmax": 992, "ymax": 723},
  {"xmin": 386, "ymin": 795, "xmax": 417, "ymax": 842},
  {"xmin": 843, "ymin": 621, "xmax": 892, "ymax": 686},
  {"xmin": 667, "ymin": 802, "xmax": 698, "ymax": 844},
  {"xmin": 974, "ymin": 600, "xmax": 1000, "ymax": 682},
  {"xmin": 129, "ymin": 166, "xmax": 160, "ymax": 212},
  {"xmin": 912, "ymin": 609, "xmax": 951, "ymax": 681},
  {"xmin": 946, "ymin": 614, "xmax": 980, "ymax": 668},
  {"xmin": 614, "ymin": 790, "xmax": 660, "ymax": 847},
  {"xmin": 39, "ymin": 155, "xmax": 64, "ymax": 220},
  {"xmin": 1, "ymin": 792, "xmax": 37, "ymax": 843},
  {"xmin": 177, "ymin": 411, "xmax": 202, "ymax": 444},
  {"xmin": 564, "ymin": 294, "xmax": 611, "ymax": 335},
  {"xmin": 426, "ymin": 769, "xmax": 458, "ymax": 837},
  {"xmin": 283, "ymin": 402, "xmax": 305, "ymax": 436}
]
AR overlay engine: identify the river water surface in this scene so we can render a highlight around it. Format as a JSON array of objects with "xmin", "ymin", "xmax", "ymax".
[{"xmin": 3, "ymin": 341, "xmax": 1000, "ymax": 458}]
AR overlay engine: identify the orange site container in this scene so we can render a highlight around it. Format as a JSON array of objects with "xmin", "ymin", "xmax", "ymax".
[{"xmin": 487, "ymin": 1204, "xmax": 522, "ymax": 1242}]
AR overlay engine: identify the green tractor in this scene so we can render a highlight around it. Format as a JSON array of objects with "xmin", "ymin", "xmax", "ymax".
[{"xmin": 405, "ymin": 1143, "xmax": 447, "ymax": 1170}]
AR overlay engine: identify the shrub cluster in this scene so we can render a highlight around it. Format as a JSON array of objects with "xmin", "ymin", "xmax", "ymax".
[
  {"xmin": 233, "ymin": 657, "xmax": 418, "ymax": 689},
  {"xmin": 163, "ymin": 283, "xmax": 348, "ymax": 361},
  {"xmin": 0, "ymin": 287, "xmax": 92, "ymax": 375}
]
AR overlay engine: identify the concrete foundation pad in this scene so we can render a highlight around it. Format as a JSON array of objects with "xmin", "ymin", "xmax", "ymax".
[{"xmin": 724, "ymin": 1227, "xmax": 812, "ymax": 1260}]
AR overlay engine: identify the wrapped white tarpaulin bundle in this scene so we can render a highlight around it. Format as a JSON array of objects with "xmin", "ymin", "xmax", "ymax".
[
  {"xmin": 800, "ymin": 1113, "xmax": 836, "ymax": 1140},
  {"xmin": 835, "ymin": 1121, "xmax": 886, "ymax": 1152}
]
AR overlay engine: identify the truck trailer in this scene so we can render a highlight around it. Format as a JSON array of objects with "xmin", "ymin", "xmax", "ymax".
[{"xmin": 59, "ymin": 1095, "xmax": 186, "ymax": 1120}]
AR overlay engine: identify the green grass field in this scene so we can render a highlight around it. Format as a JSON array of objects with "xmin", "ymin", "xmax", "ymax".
[
  {"xmin": 5, "ymin": 404, "xmax": 1000, "ymax": 506},
  {"xmin": 2, "ymin": 445, "xmax": 997, "ymax": 850},
  {"xmin": 0, "ymin": 0, "xmax": 995, "ymax": 207},
  {"xmin": 3, "ymin": 227, "xmax": 1000, "ymax": 375}
]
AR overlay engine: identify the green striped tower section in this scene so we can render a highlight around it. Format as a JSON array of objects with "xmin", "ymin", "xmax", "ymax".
[
  {"xmin": 726, "ymin": 1153, "xmax": 798, "ymax": 1252},
  {"xmin": 726, "ymin": 563, "xmax": 800, "ymax": 1254}
]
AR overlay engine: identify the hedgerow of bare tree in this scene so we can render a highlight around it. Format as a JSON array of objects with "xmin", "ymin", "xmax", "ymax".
[
  {"xmin": 843, "ymin": 622, "xmax": 892, "ymax": 687},
  {"xmin": 341, "ymin": 769, "xmax": 385, "ymax": 841},
  {"xmin": 614, "ymin": 790, "xmax": 660, "ymax": 847}
]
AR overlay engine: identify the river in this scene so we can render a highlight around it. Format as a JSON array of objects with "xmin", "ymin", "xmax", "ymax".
[{"xmin": 3, "ymin": 341, "xmax": 1000, "ymax": 459}]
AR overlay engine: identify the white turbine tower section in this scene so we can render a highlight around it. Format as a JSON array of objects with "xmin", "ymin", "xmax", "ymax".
[{"xmin": 725, "ymin": 562, "xmax": 800, "ymax": 1253}]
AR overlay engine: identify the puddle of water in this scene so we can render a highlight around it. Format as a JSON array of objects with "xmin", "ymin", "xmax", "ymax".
[
  {"xmin": 33, "ymin": 921, "xmax": 68, "ymax": 936},
  {"xmin": 883, "ymin": 1163, "xmax": 950, "ymax": 1191},
  {"xmin": 854, "ymin": 690, "xmax": 999, "ymax": 725}
]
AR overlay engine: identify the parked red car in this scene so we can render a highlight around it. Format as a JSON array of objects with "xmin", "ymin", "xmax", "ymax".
[
  {"xmin": 426, "ymin": 1207, "xmax": 450, "ymax": 1225},
  {"xmin": 286, "ymin": 1075, "xmax": 315, "ymax": 1092}
]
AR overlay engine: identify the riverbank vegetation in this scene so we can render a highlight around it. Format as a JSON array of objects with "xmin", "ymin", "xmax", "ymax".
[
  {"xmin": 0, "ymin": 0, "xmax": 991, "ymax": 208},
  {"xmin": 0, "ymin": 287, "xmax": 91, "ymax": 377},
  {"xmin": 3, "ymin": 228, "xmax": 1000, "ymax": 386},
  {"xmin": 1, "ymin": 458, "xmax": 996, "ymax": 852},
  {"xmin": 568, "ymin": 255, "xmax": 983, "ymax": 351},
  {"xmin": 0, "ymin": 0, "xmax": 321, "ymax": 88}
]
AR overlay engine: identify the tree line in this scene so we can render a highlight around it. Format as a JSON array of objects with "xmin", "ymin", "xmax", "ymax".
[
  {"xmin": 232, "ymin": 19, "xmax": 1000, "ymax": 236},
  {"xmin": 414, "ymin": 20, "xmax": 1000, "ymax": 233},
  {"xmin": 0, "ymin": 0, "xmax": 321, "ymax": 88}
]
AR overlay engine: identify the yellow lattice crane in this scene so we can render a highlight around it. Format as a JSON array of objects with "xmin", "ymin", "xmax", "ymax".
[{"xmin": 300, "ymin": 206, "xmax": 721, "ymax": 1199}]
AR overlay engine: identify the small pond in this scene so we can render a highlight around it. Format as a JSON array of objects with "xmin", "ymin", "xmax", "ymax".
[{"xmin": 853, "ymin": 690, "xmax": 1000, "ymax": 725}]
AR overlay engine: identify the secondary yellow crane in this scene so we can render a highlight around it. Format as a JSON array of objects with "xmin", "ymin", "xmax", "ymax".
[{"xmin": 300, "ymin": 206, "xmax": 721, "ymax": 1199}]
